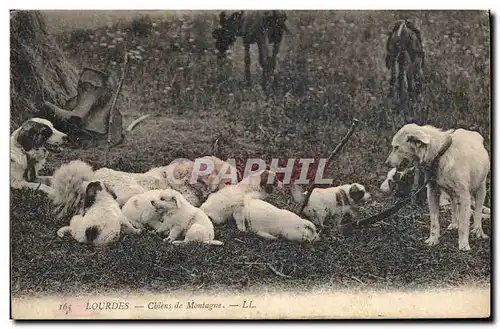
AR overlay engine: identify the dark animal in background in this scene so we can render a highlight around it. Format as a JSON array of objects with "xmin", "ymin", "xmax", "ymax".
[
  {"xmin": 385, "ymin": 19, "xmax": 424, "ymax": 100},
  {"xmin": 212, "ymin": 10, "xmax": 288, "ymax": 89}
]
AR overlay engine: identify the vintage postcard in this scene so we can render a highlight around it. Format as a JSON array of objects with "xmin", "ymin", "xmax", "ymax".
[{"xmin": 10, "ymin": 9, "xmax": 491, "ymax": 320}]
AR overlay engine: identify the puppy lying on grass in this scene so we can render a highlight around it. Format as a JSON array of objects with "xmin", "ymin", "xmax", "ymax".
[
  {"xmin": 121, "ymin": 189, "xmax": 171, "ymax": 232},
  {"xmin": 292, "ymin": 183, "xmax": 371, "ymax": 228},
  {"xmin": 151, "ymin": 189, "xmax": 224, "ymax": 246},
  {"xmin": 233, "ymin": 191, "xmax": 319, "ymax": 242},
  {"xmin": 200, "ymin": 169, "xmax": 283, "ymax": 225},
  {"xmin": 57, "ymin": 181, "xmax": 141, "ymax": 245}
]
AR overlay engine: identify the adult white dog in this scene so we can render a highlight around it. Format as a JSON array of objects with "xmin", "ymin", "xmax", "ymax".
[
  {"xmin": 10, "ymin": 118, "xmax": 67, "ymax": 196},
  {"xmin": 57, "ymin": 181, "xmax": 141, "ymax": 245},
  {"xmin": 151, "ymin": 189, "xmax": 223, "ymax": 246},
  {"xmin": 292, "ymin": 183, "xmax": 371, "ymax": 228},
  {"xmin": 200, "ymin": 169, "xmax": 283, "ymax": 225},
  {"xmin": 385, "ymin": 123, "xmax": 490, "ymax": 251},
  {"xmin": 233, "ymin": 192, "xmax": 319, "ymax": 242}
]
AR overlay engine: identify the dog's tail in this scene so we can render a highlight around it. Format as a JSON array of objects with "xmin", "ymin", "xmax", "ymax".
[
  {"xmin": 85, "ymin": 226, "xmax": 100, "ymax": 243},
  {"xmin": 52, "ymin": 160, "xmax": 95, "ymax": 220},
  {"xmin": 291, "ymin": 184, "xmax": 306, "ymax": 204}
]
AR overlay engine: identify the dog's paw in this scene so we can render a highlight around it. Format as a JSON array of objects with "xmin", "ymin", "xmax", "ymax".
[
  {"xmin": 471, "ymin": 227, "xmax": 489, "ymax": 239},
  {"xmin": 459, "ymin": 243, "xmax": 471, "ymax": 251},
  {"xmin": 447, "ymin": 223, "xmax": 458, "ymax": 230},
  {"xmin": 424, "ymin": 237, "xmax": 439, "ymax": 246}
]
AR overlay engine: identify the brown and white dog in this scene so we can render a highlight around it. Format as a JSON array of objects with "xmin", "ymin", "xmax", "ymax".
[
  {"xmin": 385, "ymin": 124, "xmax": 490, "ymax": 251},
  {"xmin": 57, "ymin": 181, "xmax": 141, "ymax": 246},
  {"xmin": 10, "ymin": 118, "xmax": 67, "ymax": 196},
  {"xmin": 212, "ymin": 10, "xmax": 288, "ymax": 89},
  {"xmin": 292, "ymin": 183, "xmax": 371, "ymax": 228}
]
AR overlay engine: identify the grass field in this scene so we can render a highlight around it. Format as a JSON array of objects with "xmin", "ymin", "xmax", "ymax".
[{"xmin": 11, "ymin": 10, "xmax": 491, "ymax": 296}]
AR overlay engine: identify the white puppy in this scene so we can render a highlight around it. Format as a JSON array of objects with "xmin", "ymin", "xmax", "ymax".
[
  {"xmin": 122, "ymin": 189, "xmax": 173, "ymax": 232},
  {"xmin": 10, "ymin": 118, "xmax": 67, "ymax": 196},
  {"xmin": 200, "ymin": 169, "xmax": 283, "ymax": 225},
  {"xmin": 151, "ymin": 189, "xmax": 223, "ymax": 246},
  {"xmin": 57, "ymin": 181, "xmax": 141, "ymax": 245},
  {"xmin": 385, "ymin": 124, "xmax": 490, "ymax": 251},
  {"xmin": 233, "ymin": 192, "xmax": 319, "ymax": 242},
  {"xmin": 292, "ymin": 183, "xmax": 371, "ymax": 228}
]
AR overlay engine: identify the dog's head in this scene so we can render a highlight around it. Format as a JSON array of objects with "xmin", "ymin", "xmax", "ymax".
[
  {"xmin": 385, "ymin": 124, "xmax": 428, "ymax": 169},
  {"xmin": 239, "ymin": 169, "xmax": 284, "ymax": 194},
  {"xmin": 212, "ymin": 11, "xmax": 243, "ymax": 59},
  {"xmin": 16, "ymin": 118, "xmax": 67, "ymax": 153},
  {"xmin": 302, "ymin": 220, "xmax": 320, "ymax": 243},
  {"xmin": 83, "ymin": 181, "xmax": 117, "ymax": 209},
  {"xmin": 150, "ymin": 190, "xmax": 183, "ymax": 213},
  {"xmin": 347, "ymin": 183, "xmax": 371, "ymax": 205},
  {"xmin": 380, "ymin": 167, "xmax": 415, "ymax": 197}
]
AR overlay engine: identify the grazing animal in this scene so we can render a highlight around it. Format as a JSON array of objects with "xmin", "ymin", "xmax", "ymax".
[
  {"xmin": 380, "ymin": 167, "xmax": 491, "ymax": 218},
  {"xmin": 385, "ymin": 19, "xmax": 424, "ymax": 101},
  {"xmin": 10, "ymin": 118, "xmax": 67, "ymax": 196},
  {"xmin": 385, "ymin": 123, "xmax": 490, "ymax": 251},
  {"xmin": 200, "ymin": 169, "xmax": 283, "ymax": 225},
  {"xmin": 212, "ymin": 10, "xmax": 288, "ymax": 88},
  {"xmin": 121, "ymin": 189, "xmax": 173, "ymax": 232},
  {"xmin": 152, "ymin": 189, "xmax": 223, "ymax": 246},
  {"xmin": 57, "ymin": 181, "xmax": 141, "ymax": 245},
  {"xmin": 292, "ymin": 183, "xmax": 371, "ymax": 228},
  {"xmin": 233, "ymin": 191, "xmax": 319, "ymax": 242}
]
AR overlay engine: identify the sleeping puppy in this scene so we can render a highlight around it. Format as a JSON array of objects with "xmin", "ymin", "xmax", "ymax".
[
  {"xmin": 292, "ymin": 183, "xmax": 371, "ymax": 228},
  {"xmin": 385, "ymin": 124, "xmax": 490, "ymax": 250},
  {"xmin": 381, "ymin": 167, "xmax": 491, "ymax": 219},
  {"xmin": 200, "ymin": 169, "xmax": 283, "ymax": 225},
  {"xmin": 93, "ymin": 166, "xmax": 170, "ymax": 207},
  {"xmin": 57, "ymin": 181, "xmax": 141, "ymax": 245},
  {"xmin": 10, "ymin": 118, "xmax": 67, "ymax": 196},
  {"xmin": 151, "ymin": 189, "xmax": 223, "ymax": 246},
  {"xmin": 121, "ymin": 189, "xmax": 172, "ymax": 232},
  {"xmin": 233, "ymin": 191, "xmax": 319, "ymax": 242}
]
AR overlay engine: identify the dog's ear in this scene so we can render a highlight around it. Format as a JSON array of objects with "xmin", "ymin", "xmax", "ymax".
[
  {"xmin": 349, "ymin": 184, "xmax": 366, "ymax": 202},
  {"xmin": 84, "ymin": 181, "xmax": 103, "ymax": 208},
  {"xmin": 407, "ymin": 131, "xmax": 430, "ymax": 145},
  {"xmin": 16, "ymin": 121, "xmax": 52, "ymax": 151},
  {"xmin": 103, "ymin": 182, "xmax": 117, "ymax": 200},
  {"xmin": 171, "ymin": 195, "xmax": 182, "ymax": 209}
]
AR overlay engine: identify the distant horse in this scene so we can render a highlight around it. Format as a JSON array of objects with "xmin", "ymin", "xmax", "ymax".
[
  {"xmin": 212, "ymin": 10, "xmax": 288, "ymax": 89},
  {"xmin": 385, "ymin": 19, "xmax": 424, "ymax": 118}
]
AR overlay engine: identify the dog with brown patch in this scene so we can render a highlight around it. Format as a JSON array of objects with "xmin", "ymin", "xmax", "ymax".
[
  {"xmin": 292, "ymin": 183, "xmax": 371, "ymax": 228},
  {"xmin": 57, "ymin": 181, "xmax": 141, "ymax": 246},
  {"xmin": 10, "ymin": 118, "xmax": 67, "ymax": 196}
]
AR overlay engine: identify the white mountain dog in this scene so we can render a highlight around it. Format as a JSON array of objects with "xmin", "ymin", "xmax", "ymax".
[
  {"xmin": 57, "ymin": 181, "xmax": 141, "ymax": 246},
  {"xmin": 10, "ymin": 118, "xmax": 67, "ymax": 196},
  {"xmin": 151, "ymin": 189, "xmax": 224, "ymax": 246},
  {"xmin": 385, "ymin": 123, "xmax": 490, "ymax": 251},
  {"xmin": 292, "ymin": 183, "xmax": 371, "ymax": 228},
  {"xmin": 233, "ymin": 191, "xmax": 319, "ymax": 242}
]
